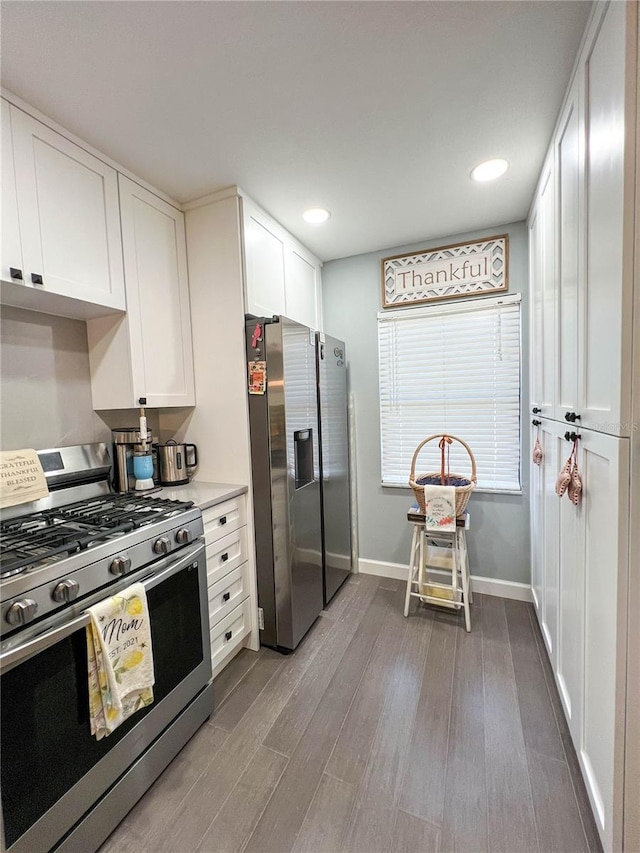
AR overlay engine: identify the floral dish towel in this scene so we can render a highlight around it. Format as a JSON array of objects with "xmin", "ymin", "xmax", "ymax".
[
  {"xmin": 423, "ymin": 485, "xmax": 456, "ymax": 531},
  {"xmin": 86, "ymin": 582, "xmax": 155, "ymax": 740}
]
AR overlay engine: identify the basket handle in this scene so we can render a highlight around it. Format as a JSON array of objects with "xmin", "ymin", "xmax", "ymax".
[{"xmin": 409, "ymin": 433, "xmax": 477, "ymax": 483}]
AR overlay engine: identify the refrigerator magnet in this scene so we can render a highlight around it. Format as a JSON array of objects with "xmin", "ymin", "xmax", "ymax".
[{"xmin": 248, "ymin": 361, "xmax": 267, "ymax": 394}]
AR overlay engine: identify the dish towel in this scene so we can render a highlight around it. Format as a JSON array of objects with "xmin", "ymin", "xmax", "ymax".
[
  {"xmin": 86, "ymin": 582, "xmax": 155, "ymax": 740},
  {"xmin": 423, "ymin": 484, "xmax": 457, "ymax": 531}
]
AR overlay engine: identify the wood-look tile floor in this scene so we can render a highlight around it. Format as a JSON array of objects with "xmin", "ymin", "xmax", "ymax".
[{"xmin": 99, "ymin": 575, "xmax": 602, "ymax": 853}]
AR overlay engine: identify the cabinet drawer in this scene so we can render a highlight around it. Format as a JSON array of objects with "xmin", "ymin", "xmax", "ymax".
[
  {"xmin": 210, "ymin": 597, "xmax": 252, "ymax": 674},
  {"xmin": 208, "ymin": 563, "xmax": 250, "ymax": 628},
  {"xmin": 206, "ymin": 527, "xmax": 247, "ymax": 586},
  {"xmin": 202, "ymin": 496, "xmax": 246, "ymax": 544}
]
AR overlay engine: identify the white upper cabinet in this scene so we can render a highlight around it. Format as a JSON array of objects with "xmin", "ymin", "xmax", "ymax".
[
  {"xmin": 242, "ymin": 197, "xmax": 286, "ymax": 318},
  {"xmin": 529, "ymin": 1, "xmax": 634, "ymax": 437},
  {"xmin": 580, "ymin": 0, "xmax": 630, "ymax": 434},
  {"xmin": 87, "ymin": 177, "xmax": 195, "ymax": 409},
  {"xmin": 555, "ymin": 78, "xmax": 581, "ymax": 420},
  {"xmin": 241, "ymin": 193, "xmax": 322, "ymax": 329},
  {"xmin": 1, "ymin": 102, "xmax": 125, "ymax": 317},
  {"xmin": 284, "ymin": 246, "xmax": 321, "ymax": 331},
  {"xmin": 529, "ymin": 156, "xmax": 556, "ymax": 419},
  {"xmin": 1, "ymin": 99, "xmax": 23, "ymax": 286}
]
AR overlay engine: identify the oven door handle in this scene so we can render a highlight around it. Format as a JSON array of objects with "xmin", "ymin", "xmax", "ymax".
[{"xmin": 0, "ymin": 541, "xmax": 205, "ymax": 674}]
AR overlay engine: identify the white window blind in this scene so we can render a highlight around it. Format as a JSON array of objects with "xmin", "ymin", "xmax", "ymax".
[{"xmin": 378, "ymin": 294, "xmax": 521, "ymax": 492}]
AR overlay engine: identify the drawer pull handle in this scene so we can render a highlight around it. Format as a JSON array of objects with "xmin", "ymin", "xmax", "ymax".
[
  {"xmin": 221, "ymin": 552, "xmax": 229, "ymax": 563},
  {"xmin": 223, "ymin": 592, "xmax": 231, "ymax": 602},
  {"xmin": 225, "ymin": 630, "xmax": 233, "ymax": 642},
  {"xmin": 9, "ymin": 267, "xmax": 23, "ymax": 280},
  {"xmin": 31, "ymin": 273, "xmax": 43, "ymax": 285},
  {"xmin": 219, "ymin": 516, "xmax": 227, "ymax": 526}
]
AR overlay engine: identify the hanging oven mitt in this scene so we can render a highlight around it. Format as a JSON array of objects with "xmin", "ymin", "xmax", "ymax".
[
  {"xmin": 555, "ymin": 455, "xmax": 572, "ymax": 496},
  {"xmin": 567, "ymin": 439, "xmax": 582, "ymax": 505},
  {"xmin": 532, "ymin": 423, "xmax": 543, "ymax": 466}
]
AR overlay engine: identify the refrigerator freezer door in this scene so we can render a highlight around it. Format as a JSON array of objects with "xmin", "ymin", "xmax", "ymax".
[
  {"xmin": 317, "ymin": 334, "xmax": 352, "ymax": 605},
  {"xmin": 246, "ymin": 316, "xmax": 323, "ymax": 652}
]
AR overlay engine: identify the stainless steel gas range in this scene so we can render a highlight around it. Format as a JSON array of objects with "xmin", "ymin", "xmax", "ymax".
[{"xmin": 0, "ymin": 443, "xmax": 213, "ymax": 853}]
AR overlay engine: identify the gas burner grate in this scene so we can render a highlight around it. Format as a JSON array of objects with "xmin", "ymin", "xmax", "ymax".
[{"xmin": 0, "ymin": 494, "xmax": 194, "ymax": 577}]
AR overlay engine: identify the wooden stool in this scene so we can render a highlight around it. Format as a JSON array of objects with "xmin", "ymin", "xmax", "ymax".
[{"xmin": 403, "ymin": 507, "xmax": 472, "ymax": 631}]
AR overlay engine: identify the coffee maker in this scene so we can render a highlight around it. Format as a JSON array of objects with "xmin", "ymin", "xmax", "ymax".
[{"xmin": 112, "ymin": 427, "xmax": 157, "ymax": 493}]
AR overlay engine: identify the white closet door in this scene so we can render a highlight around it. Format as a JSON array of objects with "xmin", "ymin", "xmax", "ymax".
[
  {"xmin": 578, "ymin": 429, "xmax": 629, "ymax": 850},
  {"xmin": 540, "ymin": 419, "xmax": 561, "ymax": 665},
  {"xmin": 529, "ymin": 420, "xmax": 543, "ymax": 617}
]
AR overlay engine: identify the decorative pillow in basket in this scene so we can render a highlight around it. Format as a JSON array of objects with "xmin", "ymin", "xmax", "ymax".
[{"xmin": 409, "ymin": 434, "xmax": 476, "ymax": 518}]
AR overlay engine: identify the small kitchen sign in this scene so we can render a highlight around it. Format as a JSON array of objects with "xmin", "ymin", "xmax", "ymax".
[
  {"xmin": 381, "ymin": 234, "xmax": 508, "ymax": 308},
  {"xmin": 0, "ymin": 449, "xmax": 49, "ymax": 509}
]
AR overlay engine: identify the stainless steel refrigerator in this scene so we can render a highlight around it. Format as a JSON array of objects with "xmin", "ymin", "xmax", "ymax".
[
  {"xmin": 245, "ymin": 316, "xmax": 351, "ymax": 652},
  {"xmin": 316, "ymin": 332, "xmax": 352, "ymax": 606},
  {"xmin": 246, "ymin": 315, "xmax": 322, "ymax": 652}
]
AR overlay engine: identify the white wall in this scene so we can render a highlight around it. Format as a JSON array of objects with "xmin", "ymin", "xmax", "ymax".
[
  {"xmin": 322, "ymin": 221, "xmax": 531, "ymax": 585},
  {"xmin": 0, "ymin": 305, "xmax": 160, "ymax": 451}
]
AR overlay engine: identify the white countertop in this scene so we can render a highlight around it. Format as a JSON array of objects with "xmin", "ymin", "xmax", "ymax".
[{"xmin": 158, "ymin": 481, "xmax": 247, "ymax": 510}]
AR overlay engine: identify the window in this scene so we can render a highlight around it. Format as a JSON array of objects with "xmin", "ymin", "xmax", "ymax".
[{"xmin": 378, "ymin": 294, "xmax": 521, "ymax": 492}]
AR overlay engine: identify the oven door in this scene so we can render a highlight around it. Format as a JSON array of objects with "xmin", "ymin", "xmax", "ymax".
[{"xmin": 0, "ymin": 540, "xmax": 211, "ymax": 853}]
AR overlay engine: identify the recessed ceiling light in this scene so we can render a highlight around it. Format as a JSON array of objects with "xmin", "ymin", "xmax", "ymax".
[
  {"xmin": 302, "ymin": 207, "xmax": 331, "ymax": 224},
  {"xmin": 470, "ymin": 158, "xmax": 509, "ymax": 182}
]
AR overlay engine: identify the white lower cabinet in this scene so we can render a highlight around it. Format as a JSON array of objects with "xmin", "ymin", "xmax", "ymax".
[
  {"xmin": 202, "ymin": 496, "xmax": 253, "ymax": 679},
  {"xmin": 210, "ymin": 598, "xmax": 253, "ymax": 675},
  {"xmin": 531, "ymin": 420, "xmax": 629, "ymax": 850}
]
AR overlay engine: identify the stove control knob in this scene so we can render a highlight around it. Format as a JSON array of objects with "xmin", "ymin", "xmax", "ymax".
[
  {"xmin": 6, "ymin": 599, "xmax": 38, "ymax": 627},
  {"xmin": 109, "ymin": 555, "xmax": 132, "ymax": 576},
  {"xmin": 175, "ymin": 528, "xmax": 191, "ymax": 545},
  {"xmin": 52, "ymin": 579, "xmax": 79, "ymax": 603},
  {"xmin": 153, "ymin": 537, "xmax": 171, "ymax": 555}
]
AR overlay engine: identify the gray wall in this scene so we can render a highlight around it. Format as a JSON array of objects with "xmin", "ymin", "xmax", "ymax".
[
  {"xmin": 322, "ymin": 221, "xmax": 531, "ymax": 585},
  {"xmin": 0, "ymin": 306, "xmax": 158, "ymax": 451}
]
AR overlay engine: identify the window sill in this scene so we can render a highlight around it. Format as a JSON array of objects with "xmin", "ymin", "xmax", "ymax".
[{"xmin": 381, "ymin": 482, "xmax": 523, "ymax": 497}]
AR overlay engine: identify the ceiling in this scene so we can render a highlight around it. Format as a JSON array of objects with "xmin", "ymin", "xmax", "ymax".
[{"xmin": 1, "ymin": 1, "xmax": 592, "ymax": 262}]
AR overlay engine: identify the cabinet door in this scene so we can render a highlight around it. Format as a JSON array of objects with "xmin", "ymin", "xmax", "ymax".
[
  {"xmin": 10, "ymin": 106, "xmax": 125, "ymax": 310},
  {"xmin": 118, "ymin": 176, "xmax": 195, "ymax": 407},
  {"xmin": 242, "ymin": 198, "xmax": 286, "ymax": 318},
  {"xmin": 529, "ymin": 420, "xmax": 544, "ymax": 617},
  {"xmin": 539, "ymin": 420, "xmax": 561, "ymax": 666},
  {"xmin": 577, "ymin": 429, "xmax": 629, "ymax": 849},
  {"xmin": 555, "ymin": 81, "xmax": 581, "ymax": 421},
  {"xmin": 529, "ymin": 202, "xmax": 543, "ymax": 413},
  {"xmin": 1, "ymin": 100, "xmax": 23, "ymax": 285},
  {"xmin": 284, "ymin": 246, "xmax": 320, "ymax": 330},
  {"xmin": 580, "ymin": 1, "xmax": 628, "ymax": 435},
  {"xmin": 530, "ymin": 162, "xmax": 556, "ymax": 418},
  {"xmin": 556, "ymin": 430, "xmax": 582, "ymax": 738}
]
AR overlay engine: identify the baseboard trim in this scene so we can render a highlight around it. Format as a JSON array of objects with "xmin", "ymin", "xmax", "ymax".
[{"xmin": 358, "ymin": 558, "xmax": 532, "ymax": 603}]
